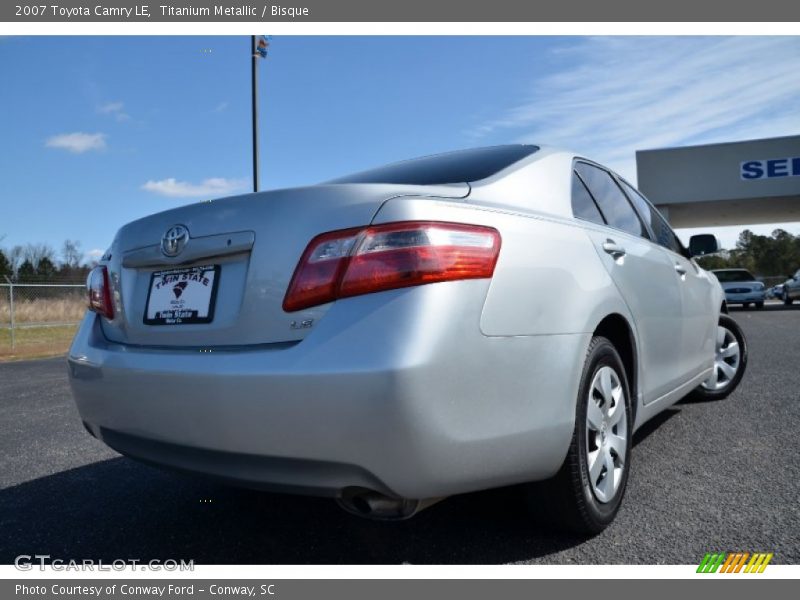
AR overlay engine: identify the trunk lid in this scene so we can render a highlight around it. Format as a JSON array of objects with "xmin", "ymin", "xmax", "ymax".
[{"xmin": 101, "ymin": 183, "xmax": 469, "ymax": 347}]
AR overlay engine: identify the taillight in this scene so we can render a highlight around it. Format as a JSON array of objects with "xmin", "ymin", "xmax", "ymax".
[
  {"xmin": 87, "ymin": 265, "xmax": 114, "ymax": 319},
  {"xmin": 283, "ymin": 221, "xmax": 501, "ymax": 312}
]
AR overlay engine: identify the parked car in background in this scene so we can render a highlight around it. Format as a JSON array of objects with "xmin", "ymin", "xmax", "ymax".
[
  {"xmin": 768, "ymin": 284, "xmax": 784, "ymax": 300},
  {"xmin": 68, "ymin": 144, "xmax": 748, "ymax": 534},
  {"xmin": 783, "ymin": 269, "xmax": 800, "ymax": 305},
  {"xmin": 711, "ymin": 269, "xmax": 766, "ymax": 309}
]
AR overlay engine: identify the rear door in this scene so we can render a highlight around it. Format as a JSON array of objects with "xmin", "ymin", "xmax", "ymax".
[
  {"xmin": 573, "ymin": 161, "xmax": 685, "ymax": 404},
  {"xmin": 619, "ymin": 179, "xmax": 716, "ymax": 381}
]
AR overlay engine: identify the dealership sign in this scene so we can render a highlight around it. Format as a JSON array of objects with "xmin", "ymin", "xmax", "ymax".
[{"xmin": 741, "ymin": 157, "xmax": 800, "ymax": 180}]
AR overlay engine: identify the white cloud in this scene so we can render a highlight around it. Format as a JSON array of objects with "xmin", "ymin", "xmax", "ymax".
[
  {"xmin": 85, "ymin": 248, "xmax": 105, "ymax": 261},
  {"xmin": 45, "ymin": 132, "xmax": 107, "ymax": 154},
  {"xmin": 213, "ymin": 101, "xmax": 229, "ymax": 113},
  {"xmin": 98, "ymin": 100, "xmax": 130, "ymax": 121},
  {"xmin": 141, "ymin": 177, "xmax": 248, "ymax": 198},
  {"xmin": 470, "ymin": 37, "xmax": 800, "ymax": 183},
  {"xmin": 98, "ymin": 101, "xmax": 123, "ymax": 114}
]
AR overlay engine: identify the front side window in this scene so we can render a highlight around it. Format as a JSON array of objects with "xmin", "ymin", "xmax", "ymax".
[
  {"xmin": 619, "ymin": 180, "xmax": 684, "ymax": 255},
  {"xmin": 574, "ymin": 162, "xmax": 646, "ymax": 238}
]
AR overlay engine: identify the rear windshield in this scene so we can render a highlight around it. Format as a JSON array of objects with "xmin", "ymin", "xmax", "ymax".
[
  {"xmin": 714, "ymin": 270, "xmax": 757, "ymax": 282},
  {"xmin": 330, "ymin": 145, "xmax": 539, "ymax": 185}
]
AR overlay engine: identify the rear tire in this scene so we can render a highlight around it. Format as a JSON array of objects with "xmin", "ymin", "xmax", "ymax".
[
  {"xmin": 784, "ymin": 293, "xmax": 794, "ymax": 305},
  {"xmin": 743, "ymin": 303, "xmax": 751, "ymax": 309},
  {"xmin": 524, "ymin": 336, "xmax": 632, "ymax": 535},
  {"xmin": 755, "ymin": 301, "xmax": 764, "ymax": 309},
  {"xmin": 688, "ymin": 314, "xmax": 747, "ymax": 402}
]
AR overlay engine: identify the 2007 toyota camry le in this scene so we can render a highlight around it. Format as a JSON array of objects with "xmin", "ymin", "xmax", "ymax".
[{"xmin": 68, "ymin": 145, "xmax": 748, "ymax": 533}]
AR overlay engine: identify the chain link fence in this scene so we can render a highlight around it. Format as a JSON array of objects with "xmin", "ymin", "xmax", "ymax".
[
  {"xmin": 0, "ymin": 272, "xmax": 791, "ymax": 359},
  {"xmin": 0, "ymin": 280, "xmax": 85, "ymax": 359}
]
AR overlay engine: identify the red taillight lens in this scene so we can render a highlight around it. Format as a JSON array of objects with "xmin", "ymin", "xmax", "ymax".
[
  {"xmin": 283, "ymin": 221, "xmax": 501, "ymax": 312},
  {"xmin": 87, "ymin": 265, "xmax": 114, "ymax": 319}
]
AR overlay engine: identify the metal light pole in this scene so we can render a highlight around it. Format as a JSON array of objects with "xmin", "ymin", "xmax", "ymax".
[{"xmin": 251, "ymin": 35, "xmax": 260, "ymax": 193}]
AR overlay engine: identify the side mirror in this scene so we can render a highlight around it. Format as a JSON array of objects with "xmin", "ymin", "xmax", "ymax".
[{"xmin": 689, "ymin": 234, "xmax": 720, "ymax": 257}]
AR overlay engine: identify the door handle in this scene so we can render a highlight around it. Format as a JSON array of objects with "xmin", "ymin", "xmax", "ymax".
[
  {"xmin": 602, "ymin": 240, "xmax": 626, "ymax": 259},
  {"xmin": 674, "ymin": 263, "xmax": 687, "ymax": 276}
]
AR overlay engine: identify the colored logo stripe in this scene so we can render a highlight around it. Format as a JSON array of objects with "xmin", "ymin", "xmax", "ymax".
[
  {"xmin": 697, "ymin": 553, "xmax": 725, "ymax": 573},
  {"xmin": 721, "ymin": 552, "xmax": 748, "ymax": 573},
  {"xmin": 732, "ymin": 552, "xmax": 749, "ymax": 573},
  {"xmin": 720, "ymin": 553, "xmax": 736, "ymax": 573},
  {"xmin": 745, "ymin": 553, "xmax": 773, "ymax": 573},
  {"xmin": 698, "ymin": 552, "xmax": 773, "ymax": 573}
]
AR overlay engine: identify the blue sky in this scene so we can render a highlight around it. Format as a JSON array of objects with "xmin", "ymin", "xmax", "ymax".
[{"xmin": 1, "ymin": 35, "xmax": 799, "ymax": 262}]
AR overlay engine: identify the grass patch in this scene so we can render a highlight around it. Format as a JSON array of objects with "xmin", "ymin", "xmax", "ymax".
[
  {"xmin": 0, "ymin": 296, "xmax": 86, "ymax": 324},
  {"xmin": 0, "ymin": 325, "xmax": 78, "ymax": 362}
]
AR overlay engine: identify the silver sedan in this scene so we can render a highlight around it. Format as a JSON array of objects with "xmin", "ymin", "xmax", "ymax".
[{"xmin": 68, "ymin": 145, "xmax": 747, "ymax": 533}]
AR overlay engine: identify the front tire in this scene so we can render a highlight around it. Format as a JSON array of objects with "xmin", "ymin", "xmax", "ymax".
[
  {"xmin": 755, "ymin": 301, "xmax": 764, "ymax": 309},
  {"xmin": 688, "ymin": 314, "xmax": 747, "ymax": 401},
  {"xmin": 784, "ymin": 293, "xmax": 794, "ymax": 305},
  {"xmin": 524, "ymin": 336, "xmax": 632, "ymax": 534}
]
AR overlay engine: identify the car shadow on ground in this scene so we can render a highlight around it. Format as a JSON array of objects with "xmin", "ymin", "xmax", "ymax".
[
  {"xmin": 632, "ymin": 408, "xmax": 679, "ymax": 445},
  {"xmin": 0, "ymin": 456, "xmax": 590, "ymax": 565}
]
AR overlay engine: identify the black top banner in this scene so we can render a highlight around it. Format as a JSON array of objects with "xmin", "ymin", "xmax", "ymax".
[{"xmin": 4, "ymin": 0, "xmax": 800, "ymax": 22}]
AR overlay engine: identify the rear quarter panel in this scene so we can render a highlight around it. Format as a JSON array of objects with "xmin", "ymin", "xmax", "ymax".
[
  {"xmin": 478, "ymin": 213, "xmax": 628, "ymax": 337},
  {"xmin": 374, "ymin": 195, "xmax": 631, "ymax": 338}
]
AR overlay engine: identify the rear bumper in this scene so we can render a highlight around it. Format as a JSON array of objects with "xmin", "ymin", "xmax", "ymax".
[
  {"xmin": 68, "ymin": 284, "xmax": 587, "ymax": 500},
  {"xmin": 88, "ymin": 426, "xmax": 389, "ymax": 497}
]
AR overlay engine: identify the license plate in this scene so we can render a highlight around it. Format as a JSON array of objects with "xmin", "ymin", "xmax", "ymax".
[{"xmin": 144, "ymin": 265, "xmax": 220, "ymax": 325}]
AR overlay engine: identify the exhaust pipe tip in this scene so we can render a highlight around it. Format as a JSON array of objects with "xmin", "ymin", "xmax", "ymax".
[{"xmin": 336, "ymin": 487, "xmax": 442, "ymax": 521}]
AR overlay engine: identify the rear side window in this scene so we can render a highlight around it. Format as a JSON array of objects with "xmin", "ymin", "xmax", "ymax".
[
  {"xmin": 571, "ymin": 170, "xmax": 605, "ymax": 225},
  {"xmin": 330, "ymin": 145, "xmax": 539, "ymax": 185},
  {"xmin": 574, "ymin": 162, "xmax": 646, "ymax": 238},
  {"xmin": 619, "ymin": 180, "xmax": 684, "ymax": 255}
]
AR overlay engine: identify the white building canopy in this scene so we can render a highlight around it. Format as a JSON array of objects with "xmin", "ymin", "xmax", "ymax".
[{"xmin": 636, "ymin": 135, "xmax": 800, "ymax": 228}]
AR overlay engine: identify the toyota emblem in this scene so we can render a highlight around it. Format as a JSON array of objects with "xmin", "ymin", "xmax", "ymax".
[{"xmin": 161, "ymin": 225, "xmax": 189, "ymax": 257}]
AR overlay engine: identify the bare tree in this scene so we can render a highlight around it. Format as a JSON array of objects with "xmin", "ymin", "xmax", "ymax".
[
  {"xmin": 62, "ymin": 239, "xmax": 82, "ymax": 268},
  {"xmin": 22, "ymin": 243, "xmax": 56, "ymax": 269}
]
